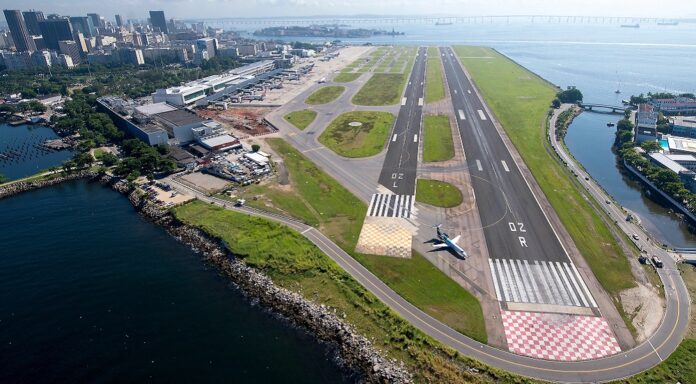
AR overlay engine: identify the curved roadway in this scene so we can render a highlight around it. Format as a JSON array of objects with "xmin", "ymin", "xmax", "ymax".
[{"xmin": 169, "ymin": 169, "xmax": 688, "ymax": 383}]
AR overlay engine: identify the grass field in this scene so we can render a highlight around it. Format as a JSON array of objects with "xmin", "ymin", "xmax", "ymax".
[
  {"xmin": 423, "ymin": 114, "xmax": 455, "ymax": 162},
  {"xmin": 243, "ymin": 138, "xmax": 487, "ymax": 344},
  {"xmin": 318, "ymin": 111, "xmax": 395, "ymax": 158},
  {"xmin": 334, "ymin": 72, "xmax": 361, "ymax": 83},
  {"xmin": 453, "ymin": 46, "xmax": 635, "ymax": 301},
  {"xmin": 416, "ymin": 179, "xmax": 463, "ymax": 208},
  {"xmin": 284, "ymin": 109, "xmax": 317, "ymax": 130},
  {"xmin": 305, "ymin": 85, "xmax": 345, "ymax": 105},
  {"xmin": 172, "ymin": 199, "xmax": 514, "ymax": 383},
  {"xmin": 352, "ymin": 73, "xmax": 406, "ymax": 106},
  {"xmin": 425, "ymin": 47, "xmax": 446, "ymax": 103}
]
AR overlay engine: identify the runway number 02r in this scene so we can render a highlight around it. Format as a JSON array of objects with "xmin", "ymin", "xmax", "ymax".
[{"xmin": 508, "ymin": 222, "xmax": 528, "ymax": 248}]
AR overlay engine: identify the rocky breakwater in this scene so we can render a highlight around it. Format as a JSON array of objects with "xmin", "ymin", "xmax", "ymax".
[
  {"xmin": 98, "ymin": 175, "xmax": 412, "ymax": 384},
  {"xmin": 0, "ymin": 171, "xmax": 97, "ymax": 199}
]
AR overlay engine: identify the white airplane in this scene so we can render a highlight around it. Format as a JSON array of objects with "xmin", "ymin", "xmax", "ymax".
[{"xmin": 432, "ymin": 224, "xmax": 467, "ymax": 258}]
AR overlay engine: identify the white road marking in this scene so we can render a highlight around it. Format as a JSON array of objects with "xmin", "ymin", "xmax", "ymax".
[
  {"xmin": 563, "ymin": 263, "xmax": 589, "ymax": 307},
  {"xmin": 458, "ymin": 109, "xmax": 466, "ymax": 120},
  {"xmin": 301, "ymin": 228, "xmax": 312, "ymax": 234},
  {"xmin": 501, "ymin": 160, "xmax": 510, "ymax": 172},
  {"xmin": 570, "ymin": 262, "xmax": 598, "ymax": 307},
  {"xmin": 392, "ymin": 134, "xmax": 398, "ymax": 142},
  {"xmin": 418, "ymin": 97, "xmax": 424, "ymax": 106},
  {"xmin": 401, "ymin": 97, "xmax": 407, "ymax": 106},
  {"xmin": 495, "ymin": 260, "xmax": 511, "ymax": 302},
  {"xmin": 467, "ymin": 89, "xmax": 472, "ymax": 94},
  {"xmin": 454, "ymin": 89, "xmax": 458, "ymax": 94},
  {"xmin": 413, "ymin": 134, "xmax": 418, "ymax": 143},
  {"xmin": 476, "ymin": 160, "xmax": 483, "ymax": 171},
  {"xmin": 556, "ymin": 262, "xmax": 580, "ymax": 306},
  {"xmin": 367, "ymin": 194, "xmax": 378, "ymax": 215},
  {"xmin": 477, "ymin": 109, "xmax": 487, "ymax": 120},
  {"xmin": 409, "ymin": 81, "xmax": 412, "ymax": 85},
  {"xmin": 489, "ymin": 259, "xmax": 503, "ymax": 301}
]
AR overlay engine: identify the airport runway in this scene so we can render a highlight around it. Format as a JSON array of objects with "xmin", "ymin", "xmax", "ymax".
[
  {"xmin": 439, "ymin": 47, "xmax": 599, "ymax": 310},
  {"xmin": 376, "ymin": 46, "xmax": 427, "ymax": 196},
  {"xmin": 168, "ymin": 176, "xmax": 689, "ymax": 383}
]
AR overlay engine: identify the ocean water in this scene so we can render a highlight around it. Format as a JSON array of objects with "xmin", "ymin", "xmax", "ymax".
[
  {"xmin": 0, "ymin": 180, "xmax": 349, "ymax": 383},
  {"xmin": 0, "ymin": 123, "xmax": 74, "ymax": 181}
]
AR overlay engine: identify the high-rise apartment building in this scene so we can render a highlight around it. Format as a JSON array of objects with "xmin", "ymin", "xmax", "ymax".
[
  {"xmin": 70, "ymin": 16, "xmax": 96, "ymax": 38},
  {"xmin": 22, "ymin": 10, "xmax": 45, "ymax": 36},
  {"xmin": 115, "ymin": 14, "xmax": 124, "ymax": 27},
  {"xmin": 3, "ymin": 9, "xmax": 36, "ymax": 52},
  {"xmin": 38, "ymin": 17, "xmax": 74, "ymax": 51},
  {"xmin": 149, "ymin": 11, "xmax": 168, "ymax": 34}
]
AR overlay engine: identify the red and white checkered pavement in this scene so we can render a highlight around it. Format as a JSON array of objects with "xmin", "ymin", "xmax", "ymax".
[{"xmin": 501, "ymin": 310, "xmax": 621, "ymax": 361}]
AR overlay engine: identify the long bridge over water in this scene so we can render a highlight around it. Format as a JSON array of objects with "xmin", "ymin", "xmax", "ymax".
[{"xmin": 190, "ymin": 15, "xmax": 687, "ymax": 27}]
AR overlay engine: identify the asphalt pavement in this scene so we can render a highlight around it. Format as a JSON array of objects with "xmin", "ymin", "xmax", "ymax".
[{"xmin": 377, "ymin": 46, "xmax": 427, "ymax": 196}]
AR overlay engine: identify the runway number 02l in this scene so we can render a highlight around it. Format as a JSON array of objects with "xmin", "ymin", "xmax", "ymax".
[
  {"xmin": 392, "ymin": 173, "xmax": 404, "ymax": 187},
  {"xmin": 508, "ymin": 222, "xmax": 528, "ymax": 248}
]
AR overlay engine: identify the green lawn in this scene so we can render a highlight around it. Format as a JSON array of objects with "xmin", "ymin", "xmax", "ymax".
[
  {"xmin": 172, "ymin": 201, "xmax": 509, "ymax": 383},
  {"xmin": 254, "ymin": 138, "xmax": 487, "ymax": 344},
  {"xmin": 425, "ymin": 47, "xmax": 446, "ymax": 103},
  {"xmin": 305, "ymin": 85, "xmax": 345, "ymax": 105},
  {"xmin": 416, "ymin": 179, "xmax": 463, "ymax": 208},
  {"xmin": 422, "ymin": 114, "xmax": 455, "ymax": 162},
  {"xmin": 284, "ymin": 109, "xmax": 317, "ymax": 130},
  {"xmin": 318, "ymin": 111, "xmax": 395, "ymax": 158},
  {"xmin": 617, "ymin": 339, "xmax": 696, "ymax": 384},
  {"xmin": 352, "ymin": 73, "xmax": 406, "ymax": 106},
  {"xmin": 453, "ymin": 46, "xmax": 635, "ymax": 298},
  {"xmin": 334, "ymin": 72, "xmax": 361, "ymax": 83}
]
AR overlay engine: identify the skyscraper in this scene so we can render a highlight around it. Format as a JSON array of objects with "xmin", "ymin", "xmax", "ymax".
[
  {"xmin": 149, "ymin": 11, "xmax": 168, "ymax": 34},
  {"xmin": 114, "ymin": 14, "xmax": 124, "ymax": 28},
  {"xmin": 3, "ymin": 9, "xmax": 36, "ymax": 52},
  {"xmin": 87, "ymin": 13, "xmax": 104, "ymax": 30},
  {"xmin": 39, "ymin": 17, "xmax": 74, "ymax": 51},
  {"xmin": 22, "ymin": 10, "xmax": 45, "ymax": 36},
  {"xmin": 70, "ymin": 16, "xmax": 96, "ymax": 38}
]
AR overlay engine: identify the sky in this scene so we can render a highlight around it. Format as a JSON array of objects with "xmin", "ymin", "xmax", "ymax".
[{"xmin": 1, "ymin": 0, "xmax": 694, "ymax": 20}]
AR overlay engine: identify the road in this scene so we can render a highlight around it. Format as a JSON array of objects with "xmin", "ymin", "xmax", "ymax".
[
  {"xmin": 376, "ymin": 46, "xmax": 427, "ymax": 196},
  {"xmin": 168, "ymin": 164, "xmax": 689, "ymax": 383}
]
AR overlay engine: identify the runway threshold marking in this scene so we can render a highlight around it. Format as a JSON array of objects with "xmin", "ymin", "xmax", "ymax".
[
  {"xmin": 392, "ymin": 134, "xmax": 398, "ymax": 142},
  {"xmin": 478, "ymin": 109, "xmax": 487, "ymax": 120},
  {"xmin": 458, "ymin": 109, "xmax": 466, "ymax": 120},
  {"xmin": 476, "ymin": 160, "xmax": 483, "ymax": 171},
  {"xmin": 501, "ymin": 160, "xmax": 510, "ymax": 172},
  {"xmin": 401, "ymin": 97, "xmax": 407, "ymax": 106}
]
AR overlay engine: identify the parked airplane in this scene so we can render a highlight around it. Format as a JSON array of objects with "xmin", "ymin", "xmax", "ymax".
[{"xmin": 432, "ymin": 224, "xmax": 467, "ymax": 258}]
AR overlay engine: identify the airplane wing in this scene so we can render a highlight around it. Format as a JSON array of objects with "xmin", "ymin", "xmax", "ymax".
[
  {"xmin": 451, "ymin": 235, "xmax": 461, "ymax": 244},
  {"xmin": 432, "ymin": 243, "xmax": 449, "ymax": 249}
]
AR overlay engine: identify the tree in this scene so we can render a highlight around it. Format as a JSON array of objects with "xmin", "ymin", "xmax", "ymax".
[
  {"xmin": 557, "ymin": 88, "xmax": 583, "ymax": 103},
  {"xmin": 100, "ymin": 152, "xmax": 119, "ymax": 166},
  {"xmin": 251, "ymin": 144, "xmax": 261, "ymax": 152},
  {"xmin": 617, "ymin": 119, "xmax": 634, "ymax": 131},
  {"xmin": 62, "ymin": 160, "xmax": 76, "ymax": 173},
  {"xmin": 551, "ymin": 98, "xmax": 561, "ymax": 109},
  {"xmin": 640, "ymin": 141, "xmax": 662, "ymax": 153}
]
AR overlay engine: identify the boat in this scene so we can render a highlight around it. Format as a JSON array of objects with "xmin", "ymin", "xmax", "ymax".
[
  {"xmin": 607, "ymin": 122, "xmax": 616, "ymax": 127},
  {"xmin": 435, "ymin": 22, "xmax": 453, "ymax": 26},
  {"xmin": 657, "ymin": 21, "xmax": 679, "ymax": 26},
  {"xmin": 621, "ymin": 23, "xmax": 640, "ymax": 28}
]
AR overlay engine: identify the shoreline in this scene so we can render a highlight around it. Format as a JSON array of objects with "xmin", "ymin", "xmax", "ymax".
[{"xmin": 0, "ymin": 174, "xmax": 411, "ymax": 384}]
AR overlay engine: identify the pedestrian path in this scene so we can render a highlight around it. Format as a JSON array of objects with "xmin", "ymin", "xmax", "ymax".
[{"xmin": 489, "ymin": 258, "xmax": 597, "ymax": 308}]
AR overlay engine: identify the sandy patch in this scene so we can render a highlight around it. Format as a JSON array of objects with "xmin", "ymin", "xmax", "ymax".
[{"xmin": 619, "ymin": 282, "xmax": 664, "ymax": 343}]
